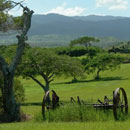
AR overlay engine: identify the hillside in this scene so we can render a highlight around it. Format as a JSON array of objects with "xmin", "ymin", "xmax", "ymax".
[
  {"xmin": 29, "ymin": 14, "xmax": 130, "ymax": 40},
  {"xmin": 0, "ymin": 14, "xmax": 130, "ymax": 47}
]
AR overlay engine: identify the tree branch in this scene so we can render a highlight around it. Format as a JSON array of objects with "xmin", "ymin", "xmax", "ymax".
[
  {"xmin": 9, "ymin": 5, "xmax": 34, "ymax": 73},
  {"xmin": 40, "ymin": 72, "xmax": 47, "ymax": 81},
  {"xmin": 7, "ymin": 0, "xmax": 25, "ymax": 11},
  {"xmin": 48, "ymin": 78, "xmax": 54, "ymax": 83},
  {"xmin": 29, "ymin": 75, "xmax": 45, "ymax": 90},
  {"xmin": 48, "ymin": 73, "xmax": 54, "ymax": 80},
  {"xmin": 0, "ymin": 55, "xmax": 9, "ymax": 75}
]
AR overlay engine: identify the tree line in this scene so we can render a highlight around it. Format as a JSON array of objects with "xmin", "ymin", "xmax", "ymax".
[{"xmin": 0, "ymin": 44, "xmax": 124, "ymax": 97}]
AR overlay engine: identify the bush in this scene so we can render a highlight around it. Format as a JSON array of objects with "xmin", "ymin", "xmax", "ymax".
[{"xmin": 13, "ymin": 78, "xmax": 25, "ymax": 103}]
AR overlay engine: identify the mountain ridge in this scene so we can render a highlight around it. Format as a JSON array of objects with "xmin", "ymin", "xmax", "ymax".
[{"xmin": 29, "ymin": 14, "xmax": 130, "ymax": 40}]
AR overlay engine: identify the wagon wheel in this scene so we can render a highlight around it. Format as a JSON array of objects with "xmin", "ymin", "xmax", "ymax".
[
  {"xmin": 113, "ymin": 88, "xmax": 128, "ymax": 120},
  {"xmin": 42, "ymin": 90, "xmax": 59, "ymax": 119}
]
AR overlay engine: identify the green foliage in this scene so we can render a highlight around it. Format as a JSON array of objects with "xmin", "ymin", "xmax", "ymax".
[
  {"xmin": 60, "ymin": 55, "xmax": 84, "ymax": 81},
  {"xmin": 13, "ymin": 79, "xmax": 25, "ymax": 103},
  {"xmin": 13, "ymin": 16, "xmax": 24, "ymax": 29},
  {"xmin": 0, "ymin": 0, "xmax": 12, "ymax": 11},
  {"xmin": 19, "ymin": 48, "xmax": 63, "ymax": 77},
  {"xmin": 70, "ymin": 36, "xmax": 99, "ymax": 47},
  {"xmin": 0, "ymin": 44, "xmax": 16, "ymax": 63},
  {"xmin": 83, "ymin": 53, "xmax": 123, "ymax": 79},
  {"xmin": 54, "ymin": 46, "xmax": 87, "ymax": 57},
  {"xmin": 18, "ymin": 48, "xmax": 84, "ymax": 89},
  {"xmin": 0, "ymin": 44, "xmax": 31, "ymax": 64},
  {"xmin": 0, "ymin": 0, "xmax": 12, "ymax": 31},
  {"xmin": 86, "ymin": 46, "xmax": 103, "ymax": 58},
  {"xmin": 108, "ymin": 41, "xmax": 130, "ymax": 54},
  {"xmin": 0, "ymin": 1, "xmax": 25, "ymax": 31},
  {"xmin": 54, "ymin": 46, "xmax": 103, "ymax": 57}
]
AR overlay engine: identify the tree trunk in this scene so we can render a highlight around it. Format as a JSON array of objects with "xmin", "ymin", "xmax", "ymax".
[
  {"xmin": 44, "ymin": 81, "xmax": 50, "ymax": 103},
  {"xmin": 96, "ymin": 68, "xmax": 101, "ymax": 80},
  {"xmin": 2, "ymin": 73, "xmax": 20, "ymax": 122},
  {"xmin": 42, "ymin": 80, "xmax": 50, "ymax": 119},
  {"xmin": 72, "ymin": 77, "xmax": 78, "ymax": 83}
]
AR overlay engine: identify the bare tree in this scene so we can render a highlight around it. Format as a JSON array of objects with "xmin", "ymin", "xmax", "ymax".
[{"xmin": 0, "ymin": 1, "xmax": 33, "ymax": 122}]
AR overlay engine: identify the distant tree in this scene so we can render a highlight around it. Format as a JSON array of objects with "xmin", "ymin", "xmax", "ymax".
[
  {"xmin": 86, "ymin": 46, "xmax": 103, "ymax": 58},
  {"xmin": 83, "ymin": 53, "xmax": 123, "ymax": 79},
  {"xmin": 18, "ymin": 48, "xmax": 84, "ymax": 96},
  {"xmin": 70, "ymin": 36, "xmax": 99, "ymax": 47},
  {"xmin": 60, "ymin": 56, "xmax": 84, "ymax": 82}
]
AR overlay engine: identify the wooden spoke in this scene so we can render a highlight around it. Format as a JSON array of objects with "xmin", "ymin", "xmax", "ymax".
[
  {"xmin": 113, "ymin": 88, "xmax": 128, "ymax": 120},
  {"xmin": 42, "ymin": 90, "xmax": 59, "ymax": 119}
]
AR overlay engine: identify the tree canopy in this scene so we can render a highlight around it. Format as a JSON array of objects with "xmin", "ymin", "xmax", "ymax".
[
  {"xmin": 83, "ymin": 53, "xmax": 123, "ymax": 79},
  {"xmin": 18, "ymin": 48, "xmax": 84, "ymax": 93},
  {"xmin": 70, "ymin": 36, "xmax": 99, "ymax": 47}
]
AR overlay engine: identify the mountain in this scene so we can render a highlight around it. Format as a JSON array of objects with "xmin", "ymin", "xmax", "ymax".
[
  {"xmin": 73, "ymin": 15, "xmax": 129, "ymax": 21},
  {"xmin": 29, "ymin": 14, "xmax": 130, "ymax": 40},
  {"xmin": 32, "ymin": 13, "xmax": 74, "ymax": 24}
]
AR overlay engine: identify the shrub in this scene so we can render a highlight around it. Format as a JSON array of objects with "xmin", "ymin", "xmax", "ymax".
[{"xmin": 13, "ymin": 78, "xmax": 25, "ymax": 103}]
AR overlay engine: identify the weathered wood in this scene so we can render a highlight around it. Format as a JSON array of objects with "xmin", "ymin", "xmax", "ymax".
[
  {"xmin": 113, "ymin": 87, "xmax": 128, "ymax": 120},
  {"xmin": 42, "ymin": 90, "xmax": 59, "ymax": 119}
]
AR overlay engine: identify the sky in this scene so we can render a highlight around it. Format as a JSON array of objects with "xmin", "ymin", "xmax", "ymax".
[{"xmin": 9, "ymin": 0, "xmax": 130, "ymax": 17}]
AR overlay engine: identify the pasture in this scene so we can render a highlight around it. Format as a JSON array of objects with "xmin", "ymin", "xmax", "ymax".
[{"xmin": 0, "ymin": 63, "xmax": 130, "ymax": 130}]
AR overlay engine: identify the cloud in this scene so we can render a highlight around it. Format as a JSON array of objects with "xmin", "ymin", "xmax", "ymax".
[
  {"xmin": 43, "ymin": 2, "xmax": 86, "ymax": 16},
  {"xmin": 8, "ymin": 0, "xmax": 28, "ymax": 16},
  {"xmin": 8, "ymin": 9, "xmax": 23, "ymax": 16},
  {"xmin": 96, "ymin": 0, "xmax": 128, "ymax": 10}
]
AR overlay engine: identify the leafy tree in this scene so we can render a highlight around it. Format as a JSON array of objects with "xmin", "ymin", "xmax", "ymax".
[
  {"xmin": 70, "ymin": 36, "xmax": 99, "ymax": 47},
  {"xmin": 83, "ymin": 53, "xmax": 123, "ymax": 79},
  {"xmin": 18, "ymin": 48, "xmax": 84, "ymax": 94},
  {"xmin": 60, "ymin": 56, "xmax": 84, "ymax": 82},
  {"xmin": 85, "ymin": 46, "xmax": 103, "ymax": 58},
  {"xmin": 0, "ymin": 1, "xmax": 33, "ymax": 122}
]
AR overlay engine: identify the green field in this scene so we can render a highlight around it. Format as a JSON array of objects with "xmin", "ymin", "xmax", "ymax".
[{"xmin": 1, "ymin": 63, "xmax": 130, "ymax": 130}]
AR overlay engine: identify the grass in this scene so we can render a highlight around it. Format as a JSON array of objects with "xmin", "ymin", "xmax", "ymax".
[
  {"xmin": 1, "ymin": 63, "xmax": 130, "ymax": 129},
  {"xmin": 0, "ymin": 121, "xmax": 130, "ymax": 130},
  {"xmin": 35, "ymin": 104, "xmax": 115, "ymax": 122},
  {"xmin": 1, "ymin": 122, "xmax": 130, "ymax": 130}
]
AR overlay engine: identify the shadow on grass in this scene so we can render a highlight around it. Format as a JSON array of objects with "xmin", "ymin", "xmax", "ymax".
[
  {"xmin": 21, "ymin": 101, "xmax": 76, "ymax": 106},
  {"xmin": 53, "ymin": 76, "xmax": 128, "ymax": 85},
  {"xmin": 21, "ymin": 102, "xmax": 42, "ymax": 106}
]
